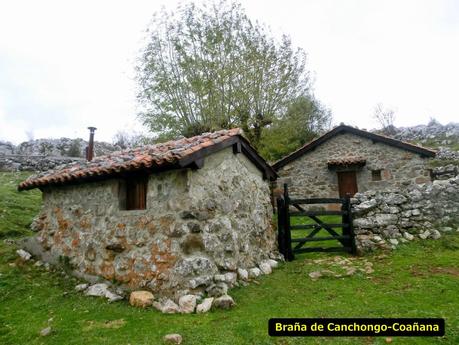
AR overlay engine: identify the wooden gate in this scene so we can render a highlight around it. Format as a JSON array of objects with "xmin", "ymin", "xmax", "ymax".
[{"xmin": 277, "ymin": 184, "xmax": 356, "ymax": 261}]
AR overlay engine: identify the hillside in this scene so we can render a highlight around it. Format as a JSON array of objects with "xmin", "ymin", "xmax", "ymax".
[
  {"xmin": 383, "ymin": 121, "xmax": 459, "ymax": 160},
  {"xmin": 0, "ymin": 138, "xmax": 119, "ymax": 158}
]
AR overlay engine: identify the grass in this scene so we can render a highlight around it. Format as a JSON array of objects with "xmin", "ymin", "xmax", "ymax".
[
  {"xmin": 0, "ymin": 171, "xmax": 41, "ymax": 238},
  {"xmin": 289, "ymin": 214, "xmax": 345, "ymax": 251},
  {"xmin": 1, "ymin": 172, "xmax": 459, "ymax": 344}
]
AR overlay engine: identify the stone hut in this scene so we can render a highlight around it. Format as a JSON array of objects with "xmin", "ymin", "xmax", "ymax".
[
  {"xmin": 19, "ymin": 129, "xmax": 278, "ymax": 299},
  {"xmin": 273, "ymin": 125, "xmax": 436, "ymax": 200}
]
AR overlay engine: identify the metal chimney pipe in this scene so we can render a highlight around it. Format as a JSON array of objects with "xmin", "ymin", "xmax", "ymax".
[{"xmin": 87, "ymin": 127, "xmax": 97, "ymax": 161}]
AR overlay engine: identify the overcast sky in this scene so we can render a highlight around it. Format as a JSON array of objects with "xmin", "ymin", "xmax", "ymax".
[{"xmin": 0, "ymin": 0, "xmax": 458, "ymax": 144}]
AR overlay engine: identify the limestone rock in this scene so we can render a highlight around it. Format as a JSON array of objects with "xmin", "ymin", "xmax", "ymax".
[
  {"xmin": 213, "ymin": 295, "xmax": 235, "ymax": 309},
  {"xmin": 40, "ymin": 326, "xmax": 52, "ymax": 337},
  {"xmin": 178, "ymin": 294, "xmax": 197, "ymax": 313},
  {"xmin": 164, "ymin": 333, "xmax": 182, "ymax": 344},
  {"xmin": 106, "ymin": 290, "xmax": 124, "ymax": 303},
  {"xmin": 430, "ymin": 229, "xmax": 441, "ymax": 240},
  {"xmin": 389, "ymin": 239, "xmax": 399, "ymax": 246},
  {"xmin": 213, "ymin": 274, "xmax": 226, "ymax": 283},
  {"xmin": 266, "ymin": 259, "xmax": 279, "ymax": 268},
  {"xmin": 248, "ymin": 267, "xmax": 261, "ymax": 278},
  {"xmin": 161, "ymin": 299, "xmax": 181, "ymax": 314},
  {"xmin": 206, "ymin": 282, "xmax": 228, "ymax": 297},
  {"xmin": 75, "ymin": 283, "xmax": 88, "ymax": 292},
  {"xmin": 85, "ymin": 283, "xmax": 110, "ymax": 297},
  {"xmin": 196, "ymin": 297, "xmax": 214, "ymax": 313},
  {"xmin": 237, "ymin": 268, "xmax": 249, "ymax": 281},
  {"xmin": 224, "ymin": 272, "xmax": 237, "ymax": 285},
  {"xmin": 16, "ymin": 249, "xmax": 32, "ymax": 261},
  {"xmin": 129, "ymin": 291, "xmax": 154, "ymax": 308},
  {"xmin": 419, "ymin": 230, "xmax": 431, "ymax": 240},
  {"xmin": 85, "ymin": 283, "xmax": 122, "ymax": 302},
  {"xmin": 403, "ymin": 232, "xmax": 414, "ymax": 241},
  {"xmin": 259, "ymin": 262, "xmax": 272, "ymax": 275}
]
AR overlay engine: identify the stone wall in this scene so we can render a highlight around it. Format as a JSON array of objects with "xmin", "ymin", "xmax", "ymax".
[
  {"xmin": 352, "ymin": 175, "xmax": 459, "ymax": 252},
  {"xmin": 277, "ymin": 132, "xmax": 432, "ymax": 198},
  {"xmin": 0, "ymin": 155, "xmax": 83, "ymax": 172},
  {"xmin": 26, "ymin": 147, "xmax": 278, "ymax": 301}
]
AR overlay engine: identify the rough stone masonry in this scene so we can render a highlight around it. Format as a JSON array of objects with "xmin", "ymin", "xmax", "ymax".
[
  {"xmin": 25, "ymin": 147, "xmax": 278, "ymax": 302},
  {"xmin": 352, "ymin": 174, "xmax": 459, "ymax": 252}
]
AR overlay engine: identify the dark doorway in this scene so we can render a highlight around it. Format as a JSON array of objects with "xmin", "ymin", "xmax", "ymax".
[{"xmin": 337, "ymin": 171, "xmax": 358, "ymax": 197}]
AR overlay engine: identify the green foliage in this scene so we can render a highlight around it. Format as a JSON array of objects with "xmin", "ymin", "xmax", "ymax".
[
  {"xmin": 136, "ymin": 0, "xmax": 314, "ymax": 148},
  {"xmin": 112, "ymin": 131, "xmax": 156, "ymax": 149},
  {"xmin": 259, "ymin": 95, "xmax": 331, "ymax": 161},
  {"xmin": 0, "ymin": 172, "xmax": 41, "ymax": 238},
  {"xmin": 38, "ymin": 142, "xmax": 53, "ymax": 155},
  {"xmin": 66, "ymin": 139, "xmax": 82, "ymax": 157}
]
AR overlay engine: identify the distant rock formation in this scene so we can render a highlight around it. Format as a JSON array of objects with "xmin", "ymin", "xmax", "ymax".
[{"xmin": 0, "ymin": 137, "xmax": 120, "ymax": 158}]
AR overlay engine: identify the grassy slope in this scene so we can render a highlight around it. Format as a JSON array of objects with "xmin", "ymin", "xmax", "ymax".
[
  {"xmin": 0, "ymin": 171, "xmax": 41, "ymax": 238},
  {"xmin": 1, "ymin": 172, "xmax": 459, "ymax": 344}
]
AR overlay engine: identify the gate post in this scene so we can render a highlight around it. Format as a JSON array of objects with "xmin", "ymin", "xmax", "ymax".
[
  {"xmin": 344, "ymin": 194, "xmax": 357, "ymax": 254},
  {"xmin": 283, "ymin": 184, "xmax": 294, "ymax": 261},
  {"xmin": 276, "ymin": 197, "xmax": 286, "ymax": 258}
]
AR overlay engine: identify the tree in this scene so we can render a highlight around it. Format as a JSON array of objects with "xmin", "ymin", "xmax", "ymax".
[
  {"xmin": 136, "ymin": 0, "xmax": 311, "ymax": 148},
  {"xmin": 373, "ymin": 103, "xmax": 396, "ymax": 134},
  {"xmin": 258, "ymin": 95, "xmax": 332, "ymax": 161},
  {"xmin": 112, "ymin": 131, "xmax": 155, "ymax": 149}
]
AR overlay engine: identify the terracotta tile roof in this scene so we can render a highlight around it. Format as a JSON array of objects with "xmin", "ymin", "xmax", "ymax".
[
  {"xmin": 327, "ymin": 156, "xmax": 367, "ymax": 167},
  {"xmin": 18, "ymin": 128, "xmax": 262, "ymax": 191}
]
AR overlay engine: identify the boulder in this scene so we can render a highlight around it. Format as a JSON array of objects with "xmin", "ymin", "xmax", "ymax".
[
  {"xmin": 16, "ymin": 249, "xmax": 32, "ymax": 261},
  {"xmin": 206, "ymin": 282, "xmax": 228, "ymax": 297},
  {"xmin": 248, "ymin": 267, "xmax": 261, "ymax": 278},
  {"xmin": 224, "ymin": 272, "xmax": 237, "ymax": 285},
  {"xmin": 163, "ymin": 333, "xmax": 183, "ymax": 344},
  {"xmin": 161, "ymin": 299, "xmax": 181, "ymax": 314},
  {"xmin": 75, "ymin": 283, "xmax": 88, "ymax": 292},
  {"xmin": 129, "ymin": 291, "xmax": 154, "ymax": 308},
  {"xmin": 419, "ymin": 230, "xmax": 431, "ymax": 240},
  {"xmin": 389, "ymin": 239, "xmax": 399, "ymax": 246},
  {"xmin": 196, "ymin": 297, "xmax": 214, "ymax": 313},
  {"xmin": 430, "ymin": 229, "xmax": 441, "ymax": 240},
  {"xmin": 85, "ymin": 283, "xmax": 122, "ymax": 302},
  {"xmin": 403, "ymin": 232, "xmax": 414, "ymax": 241},
  {"xmin": 259, "ymin": 262, "xmax": 272, "ymax": 275},
  {"xmin": 213, "ymin": 295, "xmax": 235, "ymax": 309},
  {"xmin": 85, "ymin": 283, "xmax": 110, "ymax": 297},
  {"xmin": 266, "ymin": 259, "xmax": 279, "ymax": 269},
  {"xmin": 237, "ymin": 268, "xmax": 249, "ymax": 281},
  {"xmin": 178, "ymin": 294, "xmax": 197, "ymax": 314}
]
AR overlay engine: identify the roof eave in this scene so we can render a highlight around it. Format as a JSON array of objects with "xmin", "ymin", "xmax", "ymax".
[{"xmin": 273, "ymin": 125, "xmax": 436, "ymax": 170}]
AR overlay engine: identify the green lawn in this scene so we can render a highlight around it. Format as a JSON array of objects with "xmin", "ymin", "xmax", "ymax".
[{"xmin": 1, "ymin": 172, "xmax": 459, "ymax": 344}]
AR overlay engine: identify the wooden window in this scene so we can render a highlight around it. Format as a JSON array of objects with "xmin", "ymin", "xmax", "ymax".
[
  {"xmin": 120, "ymin": 175, "xmax": 148, "ymax": 210},
  {"xmin": 371, "ymin": 169, "xmax": 382, "ymax": 181}
]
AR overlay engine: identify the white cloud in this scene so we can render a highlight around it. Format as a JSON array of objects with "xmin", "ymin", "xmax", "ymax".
[{"xmin": 0, "ymin": 0, "xmax": 458, "ymax": 144}]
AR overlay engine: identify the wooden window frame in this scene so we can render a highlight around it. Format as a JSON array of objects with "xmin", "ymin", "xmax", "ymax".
[
  {"xmin": 371, "ymin": 169, "xmax": 382, "ymax": 181},
  {"xmin": 119, "ymin": 174, "xmax": 148, "ymax": 210}
]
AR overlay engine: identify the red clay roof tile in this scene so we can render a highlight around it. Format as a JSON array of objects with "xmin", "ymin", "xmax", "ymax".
[{"xmin": 18, "ymin": 128, "xmax": 246, "ymax": 191}]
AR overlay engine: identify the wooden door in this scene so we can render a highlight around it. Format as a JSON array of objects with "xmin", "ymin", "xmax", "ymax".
[{"xmin": 337, "ymin": 171, "xmax": 358, "ymax": 198}]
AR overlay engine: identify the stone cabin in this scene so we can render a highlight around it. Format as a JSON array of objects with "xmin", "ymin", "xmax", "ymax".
[
  {"xmin": 273, "ymin": 125, "xmax": 436, "ymax": 201},
  {"xmin": 18, "ymin": 129, "xmax": 278, "ymax": 299}
]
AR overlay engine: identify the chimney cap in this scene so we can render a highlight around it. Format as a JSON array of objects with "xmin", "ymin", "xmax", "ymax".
[{"xmin": 88, "ymin": 126, "xmax": 97, "ymax": 131}]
